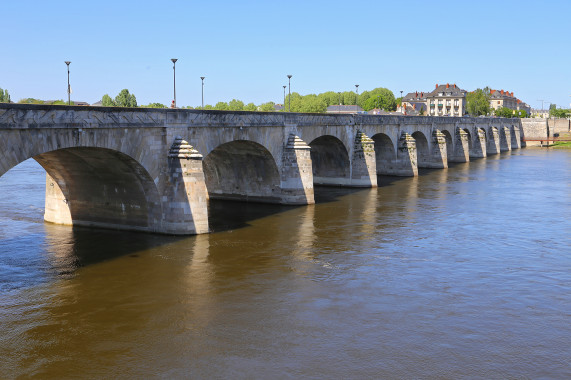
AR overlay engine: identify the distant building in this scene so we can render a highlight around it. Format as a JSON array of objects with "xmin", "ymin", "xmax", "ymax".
[
  {"xmin": 530, "ymin": 109, "xmax": 550, "ymax": 118},
  {"xmin": 274, "ymin": 104, "xmax": 284, "ymax": 111},
  {"xmin": 489, "ymin": 89, "xmax": 517, "ymax": 111},
  {"xmin": 326, "ymin": 105, "xmax": 364, "ymax": 114},
  {"xmin": 426, "ymin": 83, "xmax": 467, "ymax": 116},
  {"xmin": 401, "ymin": 91, "xmax": 427, "ymax": 115},
  {"xmin": 91, "ymin": 100, "xmax": 103, "ymax": 107}
]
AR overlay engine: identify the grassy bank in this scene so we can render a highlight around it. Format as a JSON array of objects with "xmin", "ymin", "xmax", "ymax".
[{"xmin": 552, "ymin": 132, "xmax": 571, "ymax": 148}]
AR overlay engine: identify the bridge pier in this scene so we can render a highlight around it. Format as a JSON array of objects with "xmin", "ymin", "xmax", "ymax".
[
  {"xmin": 394, "ymin": 132, "xmax": 418, "ymax": 176},
  {"xmin": 488, "ymin": 127, "xmax": 500, "ymax": 155},
  {"xmin": 450, "ymin": 127, "xmax": 469, "ymax": 163},
  {"xmin": 511, "ymin": 125, "xmax": 521, "ymax": 149},
  {"xmin": 280, "ymin": 134, "xmax": 315, "ymax": 204},
  {"xmin": 161, "ymin": 137, "xmax": 209, "ymax": 235},
  {"xmin": 500, "ymin": 126, "xmax": 512, "ymax": 152},
  {"xmin": 470, "ymin": 128, "xmax": 487, "ymax": 158},
  {"xmin": 350, "ymin": 131, "xmax": 377, "ymax": 187},
  {"xmin": 426, "ymin": 129, "xmax": 448, "ymax": 169}
]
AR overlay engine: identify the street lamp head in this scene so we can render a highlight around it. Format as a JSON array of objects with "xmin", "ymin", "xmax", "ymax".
[
  {"xmin": 287, "ymin": 75, "xmax": 292, "ymax": 79},
  {"xmin": 65, "ymin": 61, "xmax": 71, "ymax": 66},
  {"xmin": 283, "ymin": 85, "xmax": 286, "ymax": 89},
  {"xmin": 171, "ymin": 58, "xmax": 178, "ymax": 64},
  {"xmin": 201, "ymin": 76, "xmax": 205, "ymax": 80}
]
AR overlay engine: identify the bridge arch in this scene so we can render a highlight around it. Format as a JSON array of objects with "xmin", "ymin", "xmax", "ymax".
[
  {"xmin": 202, "ymin": 140, "xmax": 281, "ymax": 203},
  {"xmin": 411, "ymin": 131, "xmax": 430, "ymax": 168},
  {"xmin": 308, "ymin": 135, "xmax": 350, "ymax": 185},
  {"xmin": 371, "ymin": 133, "xmax": 396, "ymax": 175},
  {"xmin": 8, "ymin": 147, "xmax": 163, "ymax": 232},
  {"xmin": 463, "ymin": 128, "xmax": 473, "ymax": 152}
]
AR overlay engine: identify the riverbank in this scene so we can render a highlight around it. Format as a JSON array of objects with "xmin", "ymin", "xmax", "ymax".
[{"xmin": 552, "ymin": 132, "xmax": 571, "ymax": 148}]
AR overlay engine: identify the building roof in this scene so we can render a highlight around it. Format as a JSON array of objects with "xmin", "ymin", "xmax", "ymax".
[
  {"xmin": 403, "ymin": 91, "xmax": 427, "ymax": 102},
  {"xmin": 490, "ymin": 89, "xmax": 515, "ymax": 99},
  {"xmin": 426, "ymin": 83, "xmax": 466, "ymax": 98}
]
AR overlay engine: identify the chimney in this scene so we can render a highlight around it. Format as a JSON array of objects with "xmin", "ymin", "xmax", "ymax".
[
  {"xmin": 454, "ymin": 84, "xmax": 456, "ymax": 88},
  {"xmin": 421, "ymin": 92, "xmax": 424, "ymax": 97},
  {"xmin": 501, "ymin": 89, "xmax": 504, "ymax": 95},
  {"xmin": 415, "ymin": 91, "xmax": 418, "ymax": 97},
  {"xmin": 446, "ymin": 83, "xmax": 450, "ymax": 88},
  {"xmin": 436, "ymin": 83, "xmax": 438, "ymax": 89},
  {"xmin": 511, "ymin": 92, "xmax": 514, "ymax": 97}
]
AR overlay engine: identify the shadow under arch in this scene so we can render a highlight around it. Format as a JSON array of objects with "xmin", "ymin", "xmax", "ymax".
[
  {"xmin": 202, "ymin": 140, "xmax": 281, "ymax": 203},
  {"xmin": 309, "ymin": 135, "xmax": 350, "ymax": 185},
  {"xmin": 411, "ymin": 131, "xmax": 430, "ymax": 168},
  {"xmin": 463, "ymin": 128, "xmax": 473, "ymax": 152},
  {"xmin": 371, "ymin": 133, "xmax": 396, "ymax": 175},
  {"xmin": 32, "ymin": 147, "xmax": 163, "ymax": 233}
]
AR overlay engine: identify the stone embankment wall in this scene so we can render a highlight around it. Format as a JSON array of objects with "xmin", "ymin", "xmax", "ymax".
[
  {"xmin": 520, "ymin": 119, "xmax": 548, "ymax": 146},
  {"xmin": 547, "ymin": 118, "xmax": 571, "ymax": 134}
]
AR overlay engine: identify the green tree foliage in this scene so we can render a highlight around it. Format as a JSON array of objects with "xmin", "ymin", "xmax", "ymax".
[
  {"xmin": 361, "ymin": 88, "xmax": 397, "ymax": 111},
  {"xmin": 516, "ymin": 109, "xmax": 527, "ymax": 118},
  {"xmin": 228, "ymin": 99, "xmax": 244, "ymax": 111},
  {"xmin": 549, "ymin": 108, "xmax": 570, "ymax": 118},
  {"xmin": 101, "ymin": 94, "xmax": 115, "ymax": 107},
  {"xmin": 18, "ymin": 98, "xmax": 45, "ymax": 104},
  {"xmin": 140, "ymin": 103, "xmax": 167, "ymax": 108},
  {"xmin": 244, "ymin": 103, "xmax": 257, "ymax": 111},
  {"xmin": 494, "ymin": 107, "xmax": 517, "ymax": 118},
  {"xmin": 259, "ymin": 101, "xmax": 276, "ymax": 112},
  {"xmin": 214, "ymin": 101, "xmax": 229, "ymax": 110},
  {"xmin": 0, "ymin": 88, "xmax": 10, "ymax": 103},
  {"xmin": 466, "ymin": 88, "xmax": 491, "ymax": 116},
  {"xmin": 114, "ymin": 89, "xmax": 137, "ymax": 107}
]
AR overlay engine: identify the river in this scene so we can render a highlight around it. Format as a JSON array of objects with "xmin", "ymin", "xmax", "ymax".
[{"xmin": 0, "ymin": 148, "xmax": 570, "ymax": 379}]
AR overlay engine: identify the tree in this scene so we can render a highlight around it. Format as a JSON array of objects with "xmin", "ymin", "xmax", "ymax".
[
  {"xmin": 101, "ymin": 94, "xmax": 115, "ymax": 107},
  {"xmin": 298, "ymin": 94, "xmax": 327, "ymax": 113},
  {"xmin": 114, "ymin": 89, "xmax": 137, "ymax": 107},
  {"xmin": 361, "ymin": 88, "xmax": 396, "ymax": 111},
  {"xmin": 214, "ymin": 102, "xmax": 229, "ymax": 110},
  {"xmin": 258, "ymin": 101, "xmax": 276, "ymax": 112},
  {"xmin": 0, "ymin": 88, "xmax": 10, "ymax": 103},
  {"xmin": 494, "ymin": 107, "xmax": 516, "ymax": 118},
  {"xmin": 466, "ymin": 88, "xmax": 491, "ymax": 116},
  {"xmin": 228, "ymin": 99, "xmax": 244, "ymax": 111},
  {"xmin": 244, "ymin": 102, "xmax": 257, "ymax": 111},
  {"xmin": 550, "ymin": 108, "xmax": 570, "ymax": 118},
  {"xmin": 141, "ymin": 103, "xmax": 167, "ymax": 108}
]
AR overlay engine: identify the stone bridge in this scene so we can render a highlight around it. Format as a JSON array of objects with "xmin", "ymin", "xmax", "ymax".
[{"xmin": 0, "ymin": 104, "xmax": 524, "ymax": 235}]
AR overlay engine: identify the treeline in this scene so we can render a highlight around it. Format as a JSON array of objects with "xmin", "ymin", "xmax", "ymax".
[
  {"xmin": 466, "ymin": 88, "xmax": 527, "ymax": 118},
  {"xmin": 549, "ymin": 107, "xmax": 570, "ymax": 118}
]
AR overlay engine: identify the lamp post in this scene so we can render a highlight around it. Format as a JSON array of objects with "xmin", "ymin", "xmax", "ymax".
[
  {"xmin": 171, "ymin": 58, "xmax": 178, "ymax": 108},
  {"xmin": 200, "ymin": 76, "xmax": 205, "ymax": 109},
  {"xmin": 355, "ymin": 84, "xmax": 359, "ymax": 106},
  {"xmin": 65, "ymin": 61, "xmax": 71, "ymax": 105},
  {"xmin": 400, "ymin": 90, "xmax": 403, "ymax": 112},
  {"xmin": 287, "ymin": 75, "xmax": 292, "ymax": 112},
  {"xmin": 283, "ymin": 85, "xmax": 286, "ymax": 111},
  {"xmin": 338, "ymin": 92, "xmax": 341, "ymax": 113}
]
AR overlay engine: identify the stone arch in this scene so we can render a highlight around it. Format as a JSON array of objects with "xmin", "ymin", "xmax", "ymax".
[
  {"xmin": 30, "ymin": 147, "xmax": 163, "ymax": 232},
  {"xmin": 371, "ymin": 133, "xmax": 396, "ymax": 175},
  {"xmin": 411, "ymin": 131, "xmax": 430, "ymax": 168},
  {"xmin": 308, "ymin": 135, "xmax": 350, "ymax": 185},
  {"xmin": 441, "ymin": 130, "xmax": 453, "ymax": 161},
  {"xmin": 202, "ymin": 140, "xmax": 281, "ymax": 203}
]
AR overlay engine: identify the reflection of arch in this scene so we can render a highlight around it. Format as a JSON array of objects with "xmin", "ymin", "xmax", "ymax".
[
  {"xmin": 411, "ymin": 131, "xmax": 429, "ymax": 167},
  {"xmin": 372, "ymin": 133, "xmax": 395, "ymax": 175},
  {"xmin": 203, "ymin": 140, "xmax": 280, "ymax": 202},
  {"xmin": 33, "ymin": 147, "xmax": 163, "ymax": 232},
  {"xmin": 441, "ymin": 130, "xmax": 453, "ymax": 161},
  {"xmin": 308, "ymin": 135, "xmax": 350, "ymax": 184}
]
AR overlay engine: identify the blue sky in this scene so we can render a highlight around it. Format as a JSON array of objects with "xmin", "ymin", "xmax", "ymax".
[{"xmin": 2, "ymin": 0, "xmax": 570, "ymax": 109}]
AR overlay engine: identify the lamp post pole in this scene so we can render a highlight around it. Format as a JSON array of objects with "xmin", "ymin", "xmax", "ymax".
[
  {"xmin": 287, "ymin": 75, "xmax": 292, "ymax": 112},
  {"xmin": 65, "ymin": 61, "xmax": 71, "ymax": 105},
  {"xmin": 400, "ymin": 90, "xmax": 403, "ymax": 112},
  {"xmin": 283, "ymin": 85, "xmax": 286, "ymax": 111},
  {"xmin": 355, "ymin": 84, "xmax": 359, "ymax": 106},
  {"xmin": 201, "ymin": 76, "xmax": 205, "ymax": 109},
  {"xmin": 171, "ymin": 58, "xmax": 178, "ymax": 108}
]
